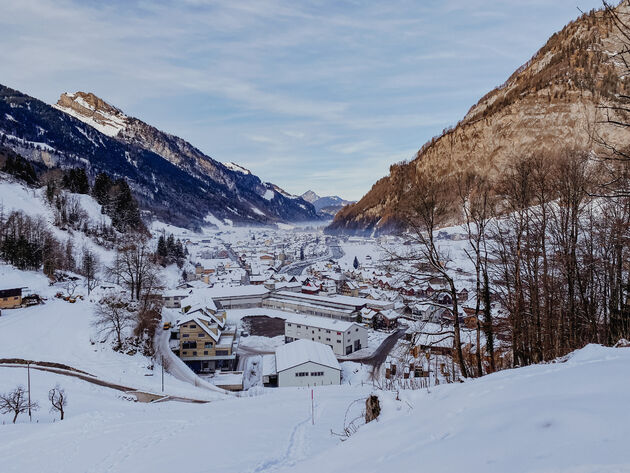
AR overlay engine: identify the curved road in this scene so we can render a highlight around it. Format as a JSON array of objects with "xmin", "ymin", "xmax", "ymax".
[{"xmin": 351, "ymin": 328, "xmax": 407, "ymax": 371}]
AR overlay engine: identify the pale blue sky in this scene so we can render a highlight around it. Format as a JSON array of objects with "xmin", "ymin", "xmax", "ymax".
[{"xmin": 0, "ymin": 0, "xmax": 606, "ymax": 199}]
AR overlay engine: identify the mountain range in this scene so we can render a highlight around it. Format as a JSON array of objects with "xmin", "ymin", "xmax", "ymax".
[
  {"xmin": 0, "ymin": 87, "xmax": 319, "ymax": 229},
  {"xmin": 327, "ymin": 4, "xmax": 630, "ymax": 235}
]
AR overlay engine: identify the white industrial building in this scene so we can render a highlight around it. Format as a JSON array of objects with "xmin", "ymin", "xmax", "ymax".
[
  {"xmin": 284, "ymin": 315, "xmax": 367, "ymax": 356},
  {"xmin": 264, "ymin": 290, "xmax": 393, "ymax": 322},
  {"xmin": 275, "ymin": 339, "xmax": 341, "ymax": 387}
]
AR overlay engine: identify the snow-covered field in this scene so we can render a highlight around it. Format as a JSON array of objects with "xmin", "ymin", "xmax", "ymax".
[
  {"xmin": 0, "ymin": 265, "xmax": 224, "ymax": 402},
  {"xmin": 2, "ymin": 343, "xmax": 629, "ymax": 472}
]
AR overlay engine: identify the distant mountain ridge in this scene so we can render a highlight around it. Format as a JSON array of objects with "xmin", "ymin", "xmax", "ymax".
[
  {"xmin": 0, "ymin": 86, "xmax": 319, "ymax": 229},
  {"xmin": 300, "ymin": 190, "xmax": 354, "ymax": 218},
  {"xmin": 327, "ymin": 3, "xmax": 630, "ymax": 235}
]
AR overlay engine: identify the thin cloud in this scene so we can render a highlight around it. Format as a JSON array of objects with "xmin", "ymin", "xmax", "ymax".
[{"xmin": 0, "ymin": 0, "xmax": 607, "ymax": 201}]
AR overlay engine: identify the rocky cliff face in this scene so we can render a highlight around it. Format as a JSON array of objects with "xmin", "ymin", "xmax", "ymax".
[{"xmin": 328, "ymin": 3, "xmax": 630, "ymax": 235}]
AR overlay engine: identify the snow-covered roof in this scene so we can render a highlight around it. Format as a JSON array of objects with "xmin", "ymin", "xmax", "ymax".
[
  {"xmin": 283, "ymin": 312, "xmax": 361, "ymax": 332},
  {"xmin": 163, "ymin": 289, "xmax": 191, "ymax": 297},
  {"xmin": 380, "ymin": 309, "xmax": 400, "ymax": 321},
  {"xmin": 274, "ymin": 291, "xmax": 393, "ymax": 309},
  {"xmin": 200, "ymin": 285, "xmax": 269, "ymax": 299},
  {"xmin": 262, "ymin": 354, "xmax": 276, "ymax": 376},
  {"xmin": 176, "ymin": 316, "xmax": 220, "ymax": 342},
  {"xmin": 275, "ymin": 339, "xmax": 340, "ymax": 373},
  {"xmin": 181, "ymin": 293, "xmax": 218, "ymax": 314}
]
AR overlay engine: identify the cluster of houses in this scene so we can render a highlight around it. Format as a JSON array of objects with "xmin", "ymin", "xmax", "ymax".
[
  {"xmin": 165, "ymin": 283, "xmax": 370, "ymax": 373},
  {"xmin": 163, "ymin": 233, "xmax": 505, "ymax": 390}
]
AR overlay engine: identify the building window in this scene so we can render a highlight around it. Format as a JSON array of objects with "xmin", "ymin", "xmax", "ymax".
[
  {"xmin": 326, "ymin": 338, "xmax": 331, "ymax": 341},
  {"xmin": 295, "ymin": 372, "xmax": 309, "ymax": 377},
  {"xmin": 183, "ymin": 334, "xmax": 189, "ymax": 338},
  {"xmin": 204, "ymin": 342, "xmax": 213, "ymax": 348},
  {"xmin": 287, "ymin": 323, "xmax": 292, "ymax": 326},
  {"xmin": 198, "ymin": 333, "xmax": 205, "ymax": 337},
  {"xmin": 204, "ymin": 351, "xmax": 208, "ymax": 355},
  {"xmin": 182, "ymin": 341, "xmax": 197, "ymax": 349},
  {"xmin": 310, "ymin": 372, "xmax": 324, "ymax": 377},
  {"xmin": 192, "ymin": 351, "xmax": 197, "ymax": 356},
  {"xmin": 337, "ymin": 339, "xmax": 341, "ymax": 344},
  {"xmin": 216, "ymin": 350, "xmax": 229, "ymax": 356}
]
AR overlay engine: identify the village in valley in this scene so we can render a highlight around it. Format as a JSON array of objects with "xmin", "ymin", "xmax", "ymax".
[
  {"xmin": 1, "ymin": 220, "xmax": 503, "ymax": 393},
  {"xmin": 144, "ymin": 223, "xmax": 504, "ymax": 392}
]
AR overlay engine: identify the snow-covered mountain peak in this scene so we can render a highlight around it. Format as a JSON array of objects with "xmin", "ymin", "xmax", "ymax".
[
  {"xmin": 300, "ymin": 190, "xmax": 320, "ymax": 203},
  {"xmin": 224, "ymin": 162, "xmax": 252, "ymax": 175},
  {"xmin": 53, "ymin": 91, "xmax": 128, "ymax": 137}
]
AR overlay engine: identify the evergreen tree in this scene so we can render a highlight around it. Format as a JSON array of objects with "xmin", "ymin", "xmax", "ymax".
[
  {"xmin": 353, "ymin": 256, "xmax": 359, "ymax": 270},
  {"xmin": 157, "ymin": 235, "xmax": 168, "ymax": 258},
  {"xmin": 92, "ymin": 172, "xmax": 113, "ymax": 208},
  {"xmin": 62, "ymin": 168, "xmax": 89, "ymax": 194},
  {"xmin": 81, "ymin": 247, "xmax": 99, "ymax": 295},
  {"xmin": 2, "ymin": 155, "xmax": 38, "ymax": 185},
  {"xmin": 110, "ymin": 179, "xmax": 142, "ymax": 233},
  {"xmin": 64, "ymin": 239, "xmax": 75, "ymax": 271}
]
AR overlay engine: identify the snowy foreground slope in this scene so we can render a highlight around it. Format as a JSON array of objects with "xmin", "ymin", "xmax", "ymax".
[{"xmin": 1, "ymin": 343, "xmax": 629, "ymax": 473}]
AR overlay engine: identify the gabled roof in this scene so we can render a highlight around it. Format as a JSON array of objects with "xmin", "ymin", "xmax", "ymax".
[
  {"xmin": 176, "ymin": 315, "xmax": 220, "ymax": 342},
  {"xmin": 380, "ymin": 309, "xmax": 400, "ymax": 321},
  {"xmin": 181, "ymin": 291, "xmax": 218, "ymax": 313},
  {"xmin": 185, "ymin": 305, "xmax": 225, "ymax": 328},
  {"xmin": 275, "ymin": 339, "xmax": 340, "ymax": 373}
]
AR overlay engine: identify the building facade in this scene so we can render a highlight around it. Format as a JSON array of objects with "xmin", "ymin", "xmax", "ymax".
[
  {"xmin": 284, "ymin": 317, "xmax": 367, "ymax": 356},
  {"xmin": 275, "ymin": 339, "xmax": 341, "ymax": 387}
]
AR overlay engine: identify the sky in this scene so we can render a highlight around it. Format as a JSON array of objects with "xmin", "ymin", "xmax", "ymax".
[{"xmin": 0, "ymin": 0, "xmax": 608, "ymax": 200}]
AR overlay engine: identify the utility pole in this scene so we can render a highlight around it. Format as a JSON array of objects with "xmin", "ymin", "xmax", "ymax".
[{"xmin": 27, "ymin": 363, "xmax": 32, "ymax": 422}]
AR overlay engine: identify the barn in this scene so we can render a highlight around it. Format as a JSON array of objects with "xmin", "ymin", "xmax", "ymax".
[{"xmin": 275, "ymin": 339, "xmax": 341, "ymax": 388}]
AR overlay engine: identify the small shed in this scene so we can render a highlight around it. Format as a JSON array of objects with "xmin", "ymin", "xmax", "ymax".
[{"xmin": 0, "ymin": 288, "xmax": 23, "ymax": 309}]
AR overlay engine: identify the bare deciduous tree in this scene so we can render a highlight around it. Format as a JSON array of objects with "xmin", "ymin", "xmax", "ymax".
[
  {"xmin": 48, "ymin": 385, "xmax": 67, "ymax": 421},
  {"xmin": 108, "ymin": 237, "xmax": 159, "ymax": 301},
  {"xmin": 94, "ymin": 293, "xmax": 134, "ymax": 350},
  {"xmin": 0, "ymin": 386, "xmax": 38, "ymax": 424},
  {"xmin": 387, "ymin": 169, "xmax": 469, "ymax": 378}
]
